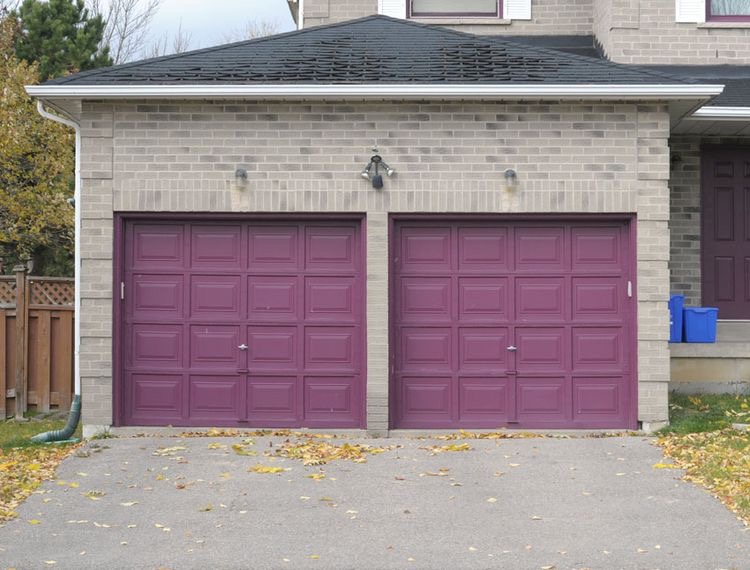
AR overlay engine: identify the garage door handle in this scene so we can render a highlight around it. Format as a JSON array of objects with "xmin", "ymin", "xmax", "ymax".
[
  {"xmin": 238, "ymin": 344, "xmax": 249, "ymax": 351},
  {"xmin": 507, "ymin": 346, "xmax": 518, "ymax": 352}
]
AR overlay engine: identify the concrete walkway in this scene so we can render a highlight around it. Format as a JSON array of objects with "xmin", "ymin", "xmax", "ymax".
[{"xmin": 0, "ymin": 434, "xmax": 748, "ymax": 569}]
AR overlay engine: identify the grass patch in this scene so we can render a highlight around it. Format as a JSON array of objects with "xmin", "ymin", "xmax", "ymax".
[
  {"xmin": 659, "ymin": 393, "xmax": 750, "ymax": 435},
  {"xmin": 0, "ymin": 414, "xmax": 81, "ymax": 521},
  {"xmin": 656, "ymin": 393, "xmax": 750, "ymax": 526},
  {"xmin": 659, "ymin": 429, "xmax": 750, "ymax": 525}
]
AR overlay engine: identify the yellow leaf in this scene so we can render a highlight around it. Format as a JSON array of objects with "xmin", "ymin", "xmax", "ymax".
[
  {"xmin": 28, "ymin": 519, "xmax": 41, "ymax": 525},
  {"xmin": 306, "ymin": 473, "xmax": 326, "ymax": 480},
  {"xmin": 308, "ymin": 555, "xmax": 320, "ymax": 560},
  {"xmin": 653, "ymin": 463, "xmax": 679, "ymax": 469},
  {"xmin": 248, "ymin": 464, "xmax": 285, "ymax": 474}
]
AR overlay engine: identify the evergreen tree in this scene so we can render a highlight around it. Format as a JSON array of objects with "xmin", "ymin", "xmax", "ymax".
[{"xmin": 14, "ymin": 0, "xmax": 112, "ymax": 80}]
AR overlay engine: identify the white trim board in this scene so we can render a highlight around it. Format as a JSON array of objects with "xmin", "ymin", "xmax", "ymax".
[
  {"xmin": 691, "ymin": 106, "xmax": 750, "ymax": 120},
  {"xmin": 26, "ymin": 83, "xmax": 725, "ymax": 101}
]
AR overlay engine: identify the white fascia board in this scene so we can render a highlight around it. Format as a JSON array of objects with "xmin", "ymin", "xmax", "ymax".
[
  {"xmin": 691, "ymin": 106, "xmax": 750, "ymax": 120},
  {"xmin": 25, "ymin": 83, "xmax": 725, "ymax": 101}
]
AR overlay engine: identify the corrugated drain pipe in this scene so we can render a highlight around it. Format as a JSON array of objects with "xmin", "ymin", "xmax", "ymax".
[{"xmin": 31, "ymin": 100, "xmax": 82, "ymax": 444}]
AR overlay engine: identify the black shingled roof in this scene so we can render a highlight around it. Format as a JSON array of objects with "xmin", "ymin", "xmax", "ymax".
[
  {"xmin": 644, "ymin": 65, "xmax": 750, "ymax": 107},
  {"xmin": 43, "ymin": 15, "xmax": 693, "ymax": 86}
]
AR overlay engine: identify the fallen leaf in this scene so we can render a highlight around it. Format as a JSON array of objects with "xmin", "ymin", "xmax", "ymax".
[
  {"xmin": 199, "ymin": 504, "xmax": 213, "ymax": 512},
  {"xmin": 307, "ymin": 473, "xmax": 326, "ymax": 480},
  {"xmin": 248, "ymin": 464, "xmax": 285, "ymax": 474},
  {"xmin": 652, "ymin": 463, "xmax": 678, "ymax": 470},
  {"xmin": 487, "ymin": 498, "xmax": 498, "ymax": 503},
  {"xmin": 27, "ymin": 519, "xmax": 41, "ymax": 525},
  {"xmin": 120, "ymin": 502, "xmax": 138, "ymax": 507},
  {"xmin": 531, "ymin": 515, "xmax": 543, "ymax": 520}
]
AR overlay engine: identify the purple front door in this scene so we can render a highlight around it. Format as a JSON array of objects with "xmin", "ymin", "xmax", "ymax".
[
  {"xmin": 392, "ymin": 220, "xmax": 635, "ymax": 429},
  {"xmin": 122, "ymin": 220, "xmax": 364, "ymax": 428},
  {"xmin": 702, "ymin": 147, "xmax": 750, "ymax": 319}
]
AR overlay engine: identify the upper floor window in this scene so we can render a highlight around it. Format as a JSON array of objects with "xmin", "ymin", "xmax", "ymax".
[
  {"xmin": 408, "ymin": 0, "xmax": 502, "ymax": 18},
  {"xmin": 708, "ymin": 0, "xmax": 750, "ymax": 20}
]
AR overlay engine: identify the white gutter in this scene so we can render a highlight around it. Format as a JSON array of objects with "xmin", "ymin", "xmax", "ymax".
[
  {"xmin": 36, "ymin": 101, "xmax": 81, "ymax": 398},
  {"xmin": 25, "ymin": 83, "xmax": 725, "ymax": 101},
  {"xmin": 299, "ymin": 0, "xmax": 304, "ymax": 29},
  {"xmin": 691, "ymin": 106, "xmax": 750, "ymax": 120}
]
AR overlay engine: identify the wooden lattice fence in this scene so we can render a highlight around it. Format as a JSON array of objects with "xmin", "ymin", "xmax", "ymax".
[{"xmin": 0, "ymin": 267, "xmax": 74, "ymax": 419}]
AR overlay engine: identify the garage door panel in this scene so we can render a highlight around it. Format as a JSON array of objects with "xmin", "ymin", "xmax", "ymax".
[
  {"xmin": 459, "ymin": 278, "xmax": 508, "ymax": 321},
  {"xmin": 304, "ymin": 327, "xmax": 357, "ymax": 370},
  {"xmin": 516, "ymin": 278, "xmax": 565, "ymax": 322},
  {"xmin": 516, "ymin": 328, "xmax": 566, "ymax": 371},
  {"xmin": 399, "ymin": 226, "xmax": 451, "ymax": 271},
  {"xmin": 125, "ymin": 219, "xmax": 364, "ymax": 428},
  {"xmin": 191, "ymin": 225, "xmax": 242, "ymax": 268},
  {"xmin": 131, "ymin": 274, "xmax": 184, "ymax": 320},
  {"xmin": 130, "ymin": 324, "xmax": 183, "ymax": 369},
  {"xmin": 516, "ymin": 377, "xmax": 569, "ymax": 422},
  {"xmin": 190, "ymin": 275, "xmax": 242, "ymax": 319},
  {"xmin": 248, "ymin": 327, "xmax": 297, "ymax": 369},
  {"xmin": 572, "ymin": 327, "xmax": 626, "ymax": 371},
  {"xmin": 189, "ymin": 375, "xmax": 242, "ymax": 420},
  {"xmin": 306, "ymin": 227, "xmax": 357, "ymax": 271},
  {"xmin": 306, "ymin": 277, "xmax": 357, "ymax": 321},
  {"xmin": 459, "ymin": 328, "xmax": 509, "ymax": 369},
  {"xmin": 249, "ymin": 276, "xmax": 299, "ymax": 321},
  {"xmin": 304, "ymin": 376, "xmax": 358, "ymax": 424},
  {"xmin": 400, "ymin": 328, "xmax": 452, "ymax": 371},
  {"xmin": 398, "ymin": 377, "xmax": 452, "ymax": 424},
  {"xmin": 132, "ymin": 224, "xmax": 185, "ymax": 270},
  {"xmin": 573, "ymin": 376, "xmax": 625, "ymax": 424},
  {"xmin": 571, "ymin": 226, "xmax": 622, "ymax": 270},
  {"xmin": 249, "ymin": 226, "xmax": 299, "ymax": 270},
  {"xmin": 190, "ymin": 326, "xmax": 240, "ymax": 370},
  {"xmin": 399, "ymin": 277, "xmax": 451, "ymax": 322},
  {"xmin": 458, "ymin": 227, "xmax": 509, "ymax": 271},
  {"xmin": 128, "ymin": 373, "xmax": 183, "ymax": 422},
  {"xmin": 515, "ymin": 227, "xmax": 565, "ymax": 271},
  {"xmin": 572, "ymin": 278, "xmax": 621, "ymax": 321},
  {"xmin": 247, "ymin": 376, "xmax": 298, "ymax": 422},
  {"xmin": 459, "ymin": 377, "xmax": 509, "ymax": 420}
]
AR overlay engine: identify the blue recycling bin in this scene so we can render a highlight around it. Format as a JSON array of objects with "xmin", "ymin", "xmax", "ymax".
[
  {"xmin": 669, "ymin": 294, "xmax": 684, "ymax": 343},
  {"xmin": 683, "ymin": 307, "xmax": 719, "ymax": 343}
]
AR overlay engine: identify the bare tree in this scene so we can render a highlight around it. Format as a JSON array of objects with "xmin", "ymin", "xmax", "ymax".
[
  {"xmin": 220, "ymin": 20, "xmax": 280, "ymax": 44},
  {"xmin": 142, "ymin": 19, "xmax": 192, "ymax": 58},
  {"xmin": 0, "ymin": 0, "xmax": 21, "ymax": 14},
  {"xmin": 88, "ymin": 0, "xmax": 162, "ymax": 64}
]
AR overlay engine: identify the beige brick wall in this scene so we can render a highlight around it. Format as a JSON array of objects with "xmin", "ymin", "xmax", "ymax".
[
  {"xmin": 303, "ymin": 0, "xmax": 594, "ymax": 36},
  {"xmin": 594, "ymin": 0, "xmax": 750, "ymax": 64},
  {"xmin": 77, "ymin": 100, "xmax": 672, "ymax": 430}
]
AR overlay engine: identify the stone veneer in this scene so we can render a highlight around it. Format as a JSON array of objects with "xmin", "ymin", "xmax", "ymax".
[{"xmin": 74, "ymin": 100, "xmax": 672, "ymax": 433}]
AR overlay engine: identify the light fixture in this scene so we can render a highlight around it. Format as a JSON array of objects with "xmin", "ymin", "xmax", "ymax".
[
  {"xmin": 503, "ymin": 168, "xmax": 518, "ymax": 192},
  {"xmin": 235, "ymin": 168, "xmax": 248, "ymax": 182},
  {"xmin": 361, "ymin": 148, "xmax": 395, "ymax": 190}
]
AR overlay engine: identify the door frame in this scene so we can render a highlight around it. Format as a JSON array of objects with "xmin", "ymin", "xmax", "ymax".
[
  {"xmin": 700, "ymin": 145, "xmax": 750, "ymax": 319},
  {"xmin": 112, "ymin": 213, "xmax": 367, "ymax": 428},
  {"xmin": 387, "ymin": 213, "xmax": 638, "ymax": 430}
]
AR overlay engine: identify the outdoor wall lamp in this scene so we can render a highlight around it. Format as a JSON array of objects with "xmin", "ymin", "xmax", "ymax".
[
  {"xmin": 361, "ymin": 150, "xmax": 395, "ymax": 190},
  {"xmin": 235, "ymin": 168, "xmax": 248, "ymax": 182},
  {"xmin": 503, "ymin": 168, "xmax": 519, "ymax": 192}
]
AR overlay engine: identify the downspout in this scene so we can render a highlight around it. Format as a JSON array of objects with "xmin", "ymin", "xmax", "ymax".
[{"xmin": 31, "ymin": 100, "xmax": 81, "ymax": 443}]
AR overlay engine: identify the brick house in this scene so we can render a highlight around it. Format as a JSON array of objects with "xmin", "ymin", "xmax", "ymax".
[{"xmin": 26, "ymin": 0, "xmax": 750, "ymax": 436}]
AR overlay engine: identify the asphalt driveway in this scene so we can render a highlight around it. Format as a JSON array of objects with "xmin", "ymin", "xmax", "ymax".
[{"xmin": 0, "ymin": 433, "xmax": 748, "ymax": 570}]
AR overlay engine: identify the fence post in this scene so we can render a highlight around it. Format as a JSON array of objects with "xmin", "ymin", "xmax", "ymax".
[{"xmin": 14, "ymin": 265, "xmax": 27, "ymax": 419}]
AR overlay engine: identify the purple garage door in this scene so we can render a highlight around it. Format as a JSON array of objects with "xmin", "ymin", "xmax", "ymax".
[
  {"xmin": 393, "ymin": 220, "xmax": 635, "ymax": 429},
  {"xmin": 702, "ymin": 147, "xmax": 750, "ymax": 319},
  {"xmin": 122, "ymin": 220, "xmax": 364, "ymax": 428}
]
